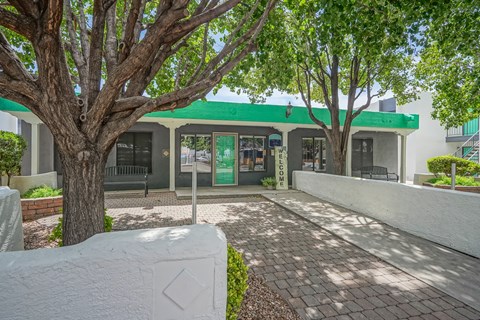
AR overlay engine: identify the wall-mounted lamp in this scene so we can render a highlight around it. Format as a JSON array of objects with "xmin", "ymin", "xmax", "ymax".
[{"xmin": 286, "ymin": 101, "xmax": 293, "ymax": 118}]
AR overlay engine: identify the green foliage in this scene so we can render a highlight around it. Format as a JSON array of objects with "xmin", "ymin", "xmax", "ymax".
[
  {"xmin": 416, "ymin": 0, "xmax": 480, "ymax": 127},
  {"xmin": 22, "ymin": 185, "xmax": 63, "ymax": 199},
  {"xmin": 49, "ymin": 210, "xmax": 113, "ymax": 247},
  {"xmin": 426, "ymin": 155, "xmax": 480, "ymax": 177},
  {"xmin": 227, "ymin": 244, "xmax": 248, "ymax": 320},
  {"xmin": 0, "ymin": 130, "xmax": 27, "ymax": 186},
  {"xmin": 260, "ymin": 176, "xmax": 277, "ymax": 188},
  {"xmin": 427, "ymin": 176, "xmax": 480, "ymax": 187}
]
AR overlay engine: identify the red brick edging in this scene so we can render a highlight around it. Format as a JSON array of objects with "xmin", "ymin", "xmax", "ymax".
[
  {"xmin": 422, "ymin": 183, "xmax": 480, "ymax": 194},
  {"xmin": 21, "ymin": 196, "xmax": 63, "ymax": 221}
]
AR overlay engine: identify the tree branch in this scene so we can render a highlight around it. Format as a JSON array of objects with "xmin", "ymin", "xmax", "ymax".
[{"xmin": 0, "ymin": 7, "xmax": 35, "ymax": 40}]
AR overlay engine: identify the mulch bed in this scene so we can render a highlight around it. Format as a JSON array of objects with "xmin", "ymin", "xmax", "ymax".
[{"xmin": 22, "ymin": 219, "xmax": 300, "ymax": 320}]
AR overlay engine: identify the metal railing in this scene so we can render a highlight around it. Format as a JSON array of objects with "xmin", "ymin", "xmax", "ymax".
[
  {"xmin": 452, "ymin": 130, "xmax": 480, "ymax": 161},
  {"xmin": 447, "ymin": 126, "xmax": 463, "ymax": 137}
]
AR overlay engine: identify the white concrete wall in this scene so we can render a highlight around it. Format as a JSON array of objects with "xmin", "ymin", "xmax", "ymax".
[
  {"xmin": 0, "ymin": 224, "xmax": 227, "ymax": 320},
  {"xmin": 396, "ymin": 92, "xmax": 459, "ymax": 180},
  {"xmin": 0, "ymin": 111, "xmax": 18, "ymax": 133},
  {"xmin": 2, "ymin": 171, "xmax": 58, "ymax": 194},
  {"xmin": 293, "ymin": 171, "xmax": 480, "ymax": 258},
  {"xmin": 0, "ymin": 187, "xmax": 24, "ymax": 252}
]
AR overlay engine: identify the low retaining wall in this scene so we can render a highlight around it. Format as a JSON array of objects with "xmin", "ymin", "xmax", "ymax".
[
  {"xmin": 6, "ymin": 171, "xmax": 58, "ymax": 195},
  {"xmin": 0, "ymin": 224, "xmax": 227, "ymax": 320},
  {"xmin": 293, "ymin": 171, "xmax": 480, "ymax": 258},
  {"xmin": 423, "ymin": 183, "xmax": 480, "ymax": 194},
  {"xmin": 21, "ymin": 196, "xmax": 63, "ymax": 221},
  {"xmin": 0, "ymin": 187, "xmax": 24, "ymax": 252}
]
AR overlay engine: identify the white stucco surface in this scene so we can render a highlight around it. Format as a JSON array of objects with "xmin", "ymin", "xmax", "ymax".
[
  {"xmin": 0, "ymin": 187, "xmax": 24, "ymax": 252},
  {"xmin": 0, "ymin": 224, "xmax": 227, "ymax": 320},
  {"xmin": 293, "ymin": 171, "xmax": 480, "ymax": 258},
  {"xmin": 5, "ymin": 171, "xmax": 58, "ymax": 194}
]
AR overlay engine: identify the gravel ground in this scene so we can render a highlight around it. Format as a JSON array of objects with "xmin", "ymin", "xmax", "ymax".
[
  {"xmin": 239, "ymin": 273, "xmax": 301, "ymax": 320},
  {"xmin": 22, "ymin": 215, "xmax": 299, "ymax": 319}
]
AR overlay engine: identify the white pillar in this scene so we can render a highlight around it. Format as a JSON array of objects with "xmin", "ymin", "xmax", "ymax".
[
  {"xmin": 31, "ymin": 123, "xmax": 39, "ymax": 175},
  {"xmin": 345, "ymin": 130, "xmax": 358, "ymax": 177},
  {"xmin": 400, "ymin": 134, "xmax": 407, "ymax": 183},
  {"xmin": 282, "ymin": 130, "xmax": 289, "ymax": 149},
  {"xmin": 168, "ymin": 125, "xmax": 176, "ymax": 191}
]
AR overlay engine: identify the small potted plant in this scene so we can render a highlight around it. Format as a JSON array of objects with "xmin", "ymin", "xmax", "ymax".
[{"xmin": 261, "ymin": 177, "xmax": 277, "ymax": 190}]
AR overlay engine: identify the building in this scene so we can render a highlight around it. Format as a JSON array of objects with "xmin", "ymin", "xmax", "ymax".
[
  {"xmin": 0, "ymin": 97, "xmax": 418, "ymax": 190},
  {"xmin": 369, "ymin": 92, "xmax": 479, "ymax": 181}
]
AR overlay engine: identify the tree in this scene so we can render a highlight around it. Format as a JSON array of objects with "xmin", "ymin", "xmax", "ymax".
[
  {"xmin": 416, "ymin": 0, "xmax": 480, "ymax": 128},
  {"xmin": 226, "ymin": 0, "xmax": 421, "ymax": 175},
  {"xmin": 0, "ymin": 130, "xmax": 27, "ymax": 186},
  {"xmin": 0, "ymin": 0, "xmax": 276, "ymax": 245}
]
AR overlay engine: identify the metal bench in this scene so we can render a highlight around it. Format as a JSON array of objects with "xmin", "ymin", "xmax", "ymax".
[
  {"xmin": 104, "ymin": 166, "xmax": 148, "ymax": 197},
  {"xmin": 360, "ymin": 166, "xmax": 399, "ymax": 182}
]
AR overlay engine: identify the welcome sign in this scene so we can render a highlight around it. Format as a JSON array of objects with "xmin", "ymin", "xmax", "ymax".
[{"xmin": 275, "ymin": 146, "xmax": 288, "ymax": 190}]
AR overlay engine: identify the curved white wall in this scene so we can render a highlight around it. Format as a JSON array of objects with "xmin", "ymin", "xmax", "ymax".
[
  {"xmin": 0, "ymin": 224, "xmax": 227, "ymax": 320},
  {"xmin": 0, "ymin": 187, "xmax": 24, "ymax": 252},
  {"xmin": 5, "ymin": 171, "xmax": 58, "ymax": 195},
  {"xmin": 293, "ymin": 171, "xmax": 480, "ymax": 258}
]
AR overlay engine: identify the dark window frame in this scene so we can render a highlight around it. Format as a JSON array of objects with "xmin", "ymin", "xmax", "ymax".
[
  {"xmin": 180, "ymin": 133, "xmax": 212, "ymax": 174},
  {"xmin": 116, "ymin": 132, "xmax": 153, "ymax": 173},
  {"xmin": 239, "ymin": 135, "xmax": 267, "ymax": 173},
  {"xmin": 302, "ymin": 137, "xmax": 327, "ymax": 172}
]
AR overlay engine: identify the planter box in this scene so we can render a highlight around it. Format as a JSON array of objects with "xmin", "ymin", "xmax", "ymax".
[
  {"xmin": 422, "ymin": 183, "xmax": 480, "ymax": 194},
  {"xmin": 21, "ymin": 196, "xmax": 63, "ymax": 221}
]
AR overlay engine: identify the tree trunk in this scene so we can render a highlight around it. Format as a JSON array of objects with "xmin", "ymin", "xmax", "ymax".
[
  {"xmin": 328, "ymin": 130, "xmax": 347, "ymax": 176},
  {"xmin": 61, "ymin": 149, "xmax": 107, "ymax": 246}
]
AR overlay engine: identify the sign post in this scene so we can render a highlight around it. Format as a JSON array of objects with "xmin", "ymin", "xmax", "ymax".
[{"xmin": 275, "ymin": 146, "xmax": 288, "ymax": 190}]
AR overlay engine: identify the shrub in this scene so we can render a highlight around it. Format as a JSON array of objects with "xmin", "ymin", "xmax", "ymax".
[
  {"xmin": 49, "ymin": 211, "xmax": 113, "ymax": 247},
  {"xmin": 260, "ymin": 176, "xmax": 277, "ymax": 188},
  {"xmin": 22, "ymin": 185, "xmax": 63, "ymax": 199},
  {"xmin": 0, "ymin": 130, "xmax": 27, "ymax": 186},
  {"xmin": 227, "ymin": 244, "xmax": 248, "ymax": 320},
  {"xmin": 427, "ymin": 155, "xmax": 480, "ymax": 176},
  {"xmin": 427, "ymin": 175, "xmax": 480, "ymax": 187}
]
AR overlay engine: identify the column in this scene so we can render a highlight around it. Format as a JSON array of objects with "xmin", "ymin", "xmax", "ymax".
[
  {"xmin": 31, "ymin": 123, "xmax": 39, "ymax": 175},
  {"xmin": 400, "ymin": 134, "xmax": 407, "ymax": 183},
  {"xmin": 168, "ymin": 125, "xmax": 176, "ymax": 191},
  {"xmin": 345, "ymin": 130, "xmax": 358, "ymax": 176}
]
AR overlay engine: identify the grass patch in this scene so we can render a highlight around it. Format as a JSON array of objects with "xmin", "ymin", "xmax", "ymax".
[
  {"xmin": 427, "ymin": 176, "xmax": 480, "ymax": 187},
  {"xmin": 22, "ymin": 185, "xmax": 63, "ymax": 199}
]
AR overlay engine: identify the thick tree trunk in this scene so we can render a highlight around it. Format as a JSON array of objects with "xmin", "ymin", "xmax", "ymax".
[
  {"xmin": 331, "ymin": 146, "xmax": 346, "ymax": 175},
  {"xmin": 61, "ymin": 149, "xmax": 107, "ymax": 246}
]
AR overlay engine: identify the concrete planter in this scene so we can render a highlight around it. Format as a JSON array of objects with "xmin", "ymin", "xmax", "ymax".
[
  {"xmin": 422, "ymin": 183, "xmax": 480, "ymax": 194},
  {"xmin": 21, "ymin": 195, "xmax": 63, "ymax": 221}
]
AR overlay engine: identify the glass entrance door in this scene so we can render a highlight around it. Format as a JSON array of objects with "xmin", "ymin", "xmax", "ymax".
[{"xmin": 213, "ymin": 133, "xmax": 238, "ymax": 186}]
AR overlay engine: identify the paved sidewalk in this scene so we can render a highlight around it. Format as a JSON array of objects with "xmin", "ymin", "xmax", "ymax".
[
  {"xmin": 264, "ymin": 191, "xmax": 480, "ymax": 313},
  {"xmin": 101, "ymin": 192, "xmax": 480, "ymax": 319}
]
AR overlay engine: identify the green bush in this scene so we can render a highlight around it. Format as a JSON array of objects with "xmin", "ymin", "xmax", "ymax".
[
  {"xmin": 427, "ymin": 155, "xmax": 480, "ymax": 176},
  {"xmin": 22, "ymin": 185, "xmax": 63, "ymax": 199},
  {"xmin": 227, "ymin": 244, "xmax": 249, "ymax": 320},
  {"xmin": 49, "ymin": 211, "xmax": 113, "ymax": 247},
  {"xmin": 260, "ymin": 176, "xmax": 277, "ymax": 188},
  {"xmin": 427, "ymin": 175, "xmax": 480, "ymax": 187},
  {"xmin": 0, "ymin": 130, "xmax": 27, "ymax": 186}
]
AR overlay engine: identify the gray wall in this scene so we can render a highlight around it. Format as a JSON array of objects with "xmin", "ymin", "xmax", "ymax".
[
  {"xmin": 287, "ymin": 128, "xmax": 333, "ymax": 183},
  {"xmin": 39, "ymin": 124, "xmax": 54, "ymax": 174},
  {"xmin": 20, "ymin": 121, "xmax": 31, "ymax": 176},
  {"xmin": 352, "ymin": 131, "xmax": 398, "ymax": 174},
  {"xmin": 176, "ymin": 124, "xmax": 281, "ymax": 187},
  {"xmin": 105, "ymin": 122, "xmax": 170, "ymax": 190}
]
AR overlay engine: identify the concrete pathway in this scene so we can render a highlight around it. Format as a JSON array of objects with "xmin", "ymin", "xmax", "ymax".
[
  {"xmin": 101, "ymin": 192, "xmax": 480, "ymax": 319},
  {"xmin": 264, "ymin": 191, "xmax": 480, "ymax": 313}
]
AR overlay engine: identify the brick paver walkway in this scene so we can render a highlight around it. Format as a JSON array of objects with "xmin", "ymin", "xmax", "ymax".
[{"xmin": 104, "ymin": 192, "xmax": 480, "ymax": 320}]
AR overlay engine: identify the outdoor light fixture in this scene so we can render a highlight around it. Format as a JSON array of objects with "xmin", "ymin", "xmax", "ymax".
[{"xmin": 286, "ymin": 101, "xmax": 293, "ymax": 118}]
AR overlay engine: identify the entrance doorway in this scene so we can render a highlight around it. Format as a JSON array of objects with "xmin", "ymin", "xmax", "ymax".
[{"xmin": 213, "ymin": 133, "xmax": 238, "ymax": 186}]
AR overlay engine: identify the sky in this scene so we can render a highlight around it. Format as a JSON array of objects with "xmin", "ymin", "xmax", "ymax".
[{"xmin": 206, "ymin": 86, "xmax": 394, "ymax": 108}]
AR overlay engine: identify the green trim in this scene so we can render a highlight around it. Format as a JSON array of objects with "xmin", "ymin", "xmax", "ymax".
[{"xmin": 0, "ymin": 97, "xmax": 419, "ymax": 129}]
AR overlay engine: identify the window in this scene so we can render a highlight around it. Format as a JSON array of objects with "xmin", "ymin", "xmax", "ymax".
[
  {"xmin": 239, "ymin": 136, "xmax": 266, "ymax": 172},
  {"xmin": 352, "ymin": 139, "xmax": 373, "ymax": 170},
  {"xmin": 302, "ymin": 137, "xmax": 326, "ymax": 171},
  {"xmin": 180, "ymin": 134, "xmax": 212, "ymax": 173},
  {"xmin": 116, "ymin": 132, "xmax": 152, "ymax": 172}
]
